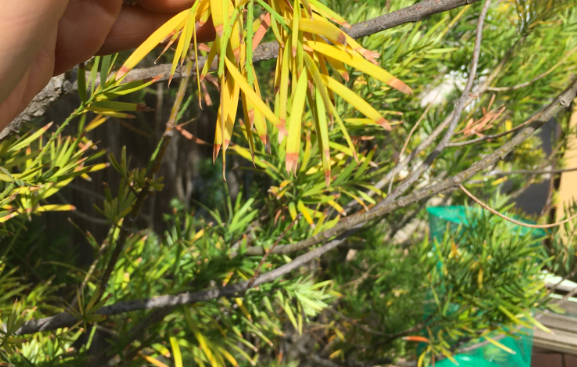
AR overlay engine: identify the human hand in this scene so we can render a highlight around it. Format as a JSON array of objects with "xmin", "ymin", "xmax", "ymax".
[{"xmin": 0, "ymin": 0, "xmax": 216, "ymax": 131}]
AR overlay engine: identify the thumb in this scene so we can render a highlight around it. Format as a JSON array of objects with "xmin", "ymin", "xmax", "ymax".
[{"xmin": 0, "ymin": 0, "xmax": 69, "ymax": 105}]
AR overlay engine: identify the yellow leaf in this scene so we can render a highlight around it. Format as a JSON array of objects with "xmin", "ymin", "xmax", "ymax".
[
  {"xmin": 492, "ymin": 177, "xmax": 507, "ymax": 186},
  {"xmin": 498, "ymin": 305, "xmax": 532, "ymax": 329},
  {"xmin": 117, "ymin": 10, "xmax": 189, "ymax": 80},
  {"xmin": 297, "ymin": 200, "xmax": 315, "ymax": 227},
  {"xmin": 90, "ymin": 101, "xmax": 151, "ymax": 112},
  {"xmin": 251, "ymin": 67, "xmax": 270, "ymax": 145},
  {"xmin": 299, "ymin": 19, "xmax": 347, "ymax": 46},
  {"xmin": 327, "ymin": 200, "xmax": 346, "ymax": 216},
  {"xmin": 230, "ymin": 14, "xmax": 242, "ymax": 61},
  {"xmin": 235, "ymin": 298, "xmax": 252, "ymax": 321},
  {"xmin": 321, "ymin": 74, "xmax": 390, "ymax": 130},
  {"xmin": 307, "ymin": 41, "xmax": 412, "ymax": 95},
  {"xmin": 333, "ymin": 327, "xmax": 346, "ymax": 341},
  {"xmin": 225, "ymin": 58, "xmax": 279, "ymax": 126},
  {"xmin": 314, "ymin": 89, "xmax": 331, "ymax": 187},
  {"xmin": 9, "ymin": 122, "xmax": 53, "ymax": 152},
  {"xmin": 328, "ymin": 108, "xmax": 358, "ymax": 162},
  {"xmin": 308, "ymin": 0, "xmax": 351, "ymax": 28},
  {"xmin": 36, "ymin": 205, "xmax": 76, "ymax": 212},
  {"xmin": 313, "ymin": 213, "xmax": 326, "ymax": 235},
  {"xmin": 440, "ymin": 348, "xmax": 459, "ymax": 365},
  {"xmin": 88, "ymin": 163, "xmax": 110, "ymax": 173},
  {"xmin": 329, "ymin": 349, "xmax": 343, "ymax": 360},
  {"xmin": 404, "ymin": 336, "xmax": 430, "ymax": 343},
  {"xmin": 169, "ymin": 337, "xmax": 183, "ymax": 367},
  {"xmin": 211, "ymin": 0, "xmax": 225, "ymax": 36},
  {"xmin": 223, "ymin": 75, "xmax": 241, "ymax": 151},
  {"xmin": 483, "ymin": 335, "xmax": 516, "ymax": 354},
  {"xmin": 214, "ymin": 74, "xmax": 230, "ymax": 162},
  {"xmin": 85, "ymin": 115, "xmax": 108, "ymax": 132},
  {"xmin": 191, "ymin": 229, "xmax": 205, "ymax": 244},
  {"xmin": 324, "ymin": 54, "xmax": 349, "ymax": 82},
  {"xmin": 85, "ymin": 108, "xmax": 136, "ymax": 119},
  {"xmin": 288, "ymin": 202, "xmax": 298, "ymax": 220},
  {"xmin": 200, "ymin": 42, "xmax": 219, "ymax": 82},
  {"xmin": 522, "ymin": 311, "xmax": 551, "ymax": 333},
  {"xmin": 292, "ymin": 0, "xmax": 300, "ymax": 58},
  {"xmin": 0, "ymin": 212, "xmax": 20, "ymax": 223},
  {"xmin": 285, "ymin": 70, "xmax": 309, "ymax": 175},
  {"xmin": 277, "ymin": 45, "xmax": 291, "ymax": 142},
  {"xmin": 217, "ymin": 346, "xmax": 239, "ymax": 367},
  {"xmin": 140, "ymin": 353, "xmax": 170, "ymax": 367}
]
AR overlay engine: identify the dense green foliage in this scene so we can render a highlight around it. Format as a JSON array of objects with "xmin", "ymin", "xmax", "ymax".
[{"xmin": 1, "ymin": 0, "xmax": 577, "ymax": 366}]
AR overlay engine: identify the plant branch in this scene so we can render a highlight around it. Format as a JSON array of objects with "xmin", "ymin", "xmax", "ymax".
[
  {"xmin": 242, "ymin": 76, "xmax": 577, "ymax": 257},
  {"xmin": 488, "ymin": 167, "xmax": 577, "ymax": 176},
  {"xmin": 3, "ymin": 0, "xmax": 482, "ymax": 139},
  {"xmin": 447, "ymin": 111, "xmax": 541, "ymax": 147},
  {"xmin": 245, "ymin": 214, "xmax": 302, "ymax": 290},
  {"xmin": 387, "ymin": 99, "xmax": 434, "ymax": 194},
  {"xmin": 98, "ymin": 59, "xmax": 194, "ymax": 294},
  {"xmin": 380, "ymin": 0, "xmax": 491, "ymax": 207},
  {"xmin": 15, "ymin": 236, "xmax": 347, "ymax": 335},
  {"xmin": 15, "ymin": 74, "xmax": 577, "ymax": 336},
  {"xmin": 345, "ymin": 0, "xmax": 481, "ymax": 40},
  {"xmin": 366, "ymin": 7, "xmax": 526, "ymax": 204},
  {"xmin": 459, "ymin": 183, "xmax": 577, "ymax": 229}
]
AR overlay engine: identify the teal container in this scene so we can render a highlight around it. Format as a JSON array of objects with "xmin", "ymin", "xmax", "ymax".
[
  {"xmin": 426, "ymin": 206, "xmax": 539, "ymax": 367},
  {"xmin": 427, "ymin": 206, "xmax": 547, "ymax": 241}
]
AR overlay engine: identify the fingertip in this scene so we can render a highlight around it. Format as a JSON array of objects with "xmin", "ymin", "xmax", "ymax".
[
  {"xmin": 136, "ymin": 0, "xmax": 196, "ymax": 13},
  {"xmin": 98, "ymin": 7, "xmax": 215, "ymax": 56}
]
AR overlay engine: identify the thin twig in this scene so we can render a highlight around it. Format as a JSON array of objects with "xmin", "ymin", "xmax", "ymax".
[
  {"xmin": 98, "ymin": 59, "xmax": 195, "ymax": 295},
  {"xmin": 361, "ymin": 33, "xmax": 530, "ymax": 209},
  {"xmin": 67, "ymin": 184, "xmax": 107, "ymax": 201},
  {"xmin": 460, "ymin": 184, "xmax": 577, "ymax": 229},
  {"xmin": 447, "ymin": 111, "xmax": 541, "ymax": 147},
  {"xmin": 388, "ymin": 100, "xmax": 435, "ymax": 194},
  {"xmin": 487, "ymin": 45, "xmax": 577, "ymax": 92},
  {"xmin": 245, "ymin": 214, "xmax": 302, "ymax": 290},
  {"xmin": 559, "ymin": 284, "xmax": 577, "ymax": 304},
  {"xmin": 54, "ymin": 192, "xmax": 109, "ymax": 225},
  {"xmin": 550, "ymin": 268, "xmax": 577, "ymax": 293},
  {"xmin": 79, "ymin": 240, "xmax": 109, "ymax": 297},
  {"xmin": 325, "ymin": 308, "xmax": 389, "ymax": 337},
  {"xmin": 487, "ymin": 167, "xmax": 577, "ymax": 176},
  {"xmin": 380, "ymin": 0, "xmax": 492, "ymax": 209}
]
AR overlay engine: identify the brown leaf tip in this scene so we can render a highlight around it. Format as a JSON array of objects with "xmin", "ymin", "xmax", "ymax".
[
  {"xmin": 116, "ymin": 66, "xmax": 130, "ymax": 81},
  {"xmin": 377, "ymin": 118, "xmax": 392, "ymax": 131},
  {"xmin": 214, "ymin": 24, "xmax": 224, "ymax": 38},
  {"xmin": 389, "ymin": 78, "xmax": 413, "ymax": 95}
]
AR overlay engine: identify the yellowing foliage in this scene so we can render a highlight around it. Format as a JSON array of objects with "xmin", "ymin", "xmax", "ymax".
[{"xmin": 118, "ymin": 0, "xmax": 411, "ymax": 185}]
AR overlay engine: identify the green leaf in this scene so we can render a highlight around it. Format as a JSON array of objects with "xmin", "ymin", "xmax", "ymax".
[{"xmin": 78, "ymin": 63, "xmax": 87, "ymax": 103}]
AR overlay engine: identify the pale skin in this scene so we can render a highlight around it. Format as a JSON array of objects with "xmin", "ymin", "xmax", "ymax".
[{"xmin": 0, "ymin": 0, "xmax": 216, "ymax": 131}]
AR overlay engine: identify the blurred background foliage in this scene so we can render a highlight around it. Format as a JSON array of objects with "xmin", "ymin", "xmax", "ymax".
[{"xmin": 1, "ymin": 0, "xmax": 577, "ymax": 366}]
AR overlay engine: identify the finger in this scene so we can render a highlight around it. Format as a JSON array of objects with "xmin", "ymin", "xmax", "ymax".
[
  {"xmin": 0, "ymin": 0, "xmax": 68, "ymax": 104},
  {"xmin": 0, "ymin": 27, "xmax": 58, "ymax": 131},
  {"xmin": 54, "ymin": 0, "xmax": 122, "ymax": 75},
  {"xmin": 97, "ymin": 6, "xmax": 216, "ymax": 56},
  {"xmin": 137, "ymin": 0, "xmax": 195, "ymax": 13}
]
